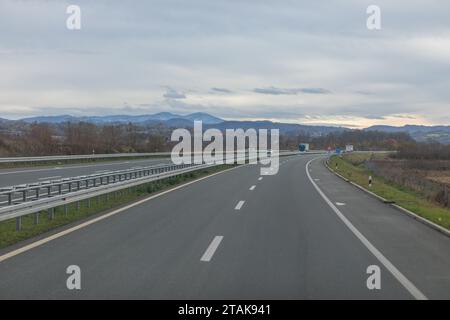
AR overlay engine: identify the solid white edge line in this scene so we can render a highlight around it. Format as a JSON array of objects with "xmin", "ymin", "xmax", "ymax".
[
  {"xmin": 0, "ymin": 165, "xmax": 244, "ymax": 264},
  {"xmin": 306, "ymin": 157, "xmax": 427, "ymax": 300},
  {"xmin": 38, "ymin": 176, "xmax": 62, "ymax": 180},
  {"xmin": 200, "ymin": 236, "xmax": 224, "ymax": 262},
  {"xmin": 234, "ymin": 200, "xmax": 245, "ymax": 210}
]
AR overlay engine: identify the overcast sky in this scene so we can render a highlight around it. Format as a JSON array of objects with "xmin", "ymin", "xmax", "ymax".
[{"xmin": 1, "ymin": 0, "xmax": 449, "ymax": 128}]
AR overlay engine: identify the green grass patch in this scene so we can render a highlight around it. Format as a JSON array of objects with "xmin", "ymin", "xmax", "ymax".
[
  {"xmin": 329, "ymin": 155, "xmax": 450, "ymax": 230},
  {"xmin": 0, "ymin": 164, "xmax": 235, "ymax": 249}
]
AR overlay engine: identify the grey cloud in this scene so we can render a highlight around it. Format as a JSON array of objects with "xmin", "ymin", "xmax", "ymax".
[
  {"xmin": 300, "ymin": 88, "xmax": 331, "ymax": 94},
  {"xmin": 364, "ymin": 115, "xmax": 386, "ymax": 120},
  {"xmin": 253, "ymin": 87, "xmax": 330, "ymax": 95},
  {"xmin": 355, "ymin": 91, "xmax": 374, "ymax": 96},
  {"xmin": 163, "ymin": 88, "xmax": 186, "ymax": 99},
  {"xmin": 391, "ymin": 114, "xmax": 417, "ymax": 119},
  {"xmin": 210, "ymin": 87, "xmax": 233, "ymax": 94},
  {"xmin": 253, "ymin": 87, "xmax": 298, "ymax": 95}
]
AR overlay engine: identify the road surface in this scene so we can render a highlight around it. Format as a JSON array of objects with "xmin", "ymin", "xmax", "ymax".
[
  {"xmin": 0, "ymin": 154, "xmax": 449, "ymax": 299},
  {"xmin": 0, "ymin": 158, "xmax": 173, "ymax": 188}
]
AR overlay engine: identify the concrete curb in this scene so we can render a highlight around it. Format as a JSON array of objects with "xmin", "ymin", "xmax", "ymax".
[{"xmin": 323, "ymin": 158, "xmax": 450, "ymax": 238}]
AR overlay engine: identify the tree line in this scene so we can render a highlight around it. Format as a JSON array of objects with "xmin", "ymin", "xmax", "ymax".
[
  {"xmin": 0, "ymin": 122, "xmax": 169, "ymax": 156},
  {"xmin": 0, "ymin": 121, "xmax": 441, "ymax": 157}
]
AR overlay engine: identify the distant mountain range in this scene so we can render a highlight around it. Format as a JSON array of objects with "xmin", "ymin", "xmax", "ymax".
[
  {"xmin": 205, "ymin": 120, "xmax": 347, "ymax": 136},
  {"xmin": 14, "ymin": 113, "xmax": 349, "ymax": 136},
  {"xmin": 19, "ymin": 112, "xmax": 225, "ymax": 125},
  {"xmin": 2, "ymin": 113, "xmax": 450, "ymax": 143}
]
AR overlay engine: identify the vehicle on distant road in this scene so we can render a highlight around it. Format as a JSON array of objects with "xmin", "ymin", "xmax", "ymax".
[{"xmin": 299, "ymin": 143, "xmax": 310, "ymax": 152}]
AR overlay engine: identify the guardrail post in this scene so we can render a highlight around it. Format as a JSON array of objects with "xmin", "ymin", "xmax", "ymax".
[
  {"xmin": 64, "ymin": 204, "xmax": 68, "ymax": 216},
  {"xmin": 16, "ymin": 217, "xmax": 22, "ymax": 231},
  {"xmin": 8, "ymin": 192, "xmax": 12, "ymax": 206},
  {"xmin": 86, "ymin": 198, "xmax": 91, "ymax": 208},
  {"xmin": 48, "ymin": 208, "xmax": 54, "ymax": 220},
  {"xmin": 22, "ymin": 190, "xmax": 27, "ymax": 202},
  {"xmin": 34, "ymin": 212, "xmax": 39, "ymax": 225}
]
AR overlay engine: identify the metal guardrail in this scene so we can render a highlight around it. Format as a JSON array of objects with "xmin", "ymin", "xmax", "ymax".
[
  {"xmin": 0, "ymin": 151, "xmax": 310, "ymax": 229},
  {"xmin": 0, "ymin": 163, "xmax": 194, "ymax": 208},
  {"xmin": 0, "ymin": 162, "xmax": 213, "ymax": 226}
]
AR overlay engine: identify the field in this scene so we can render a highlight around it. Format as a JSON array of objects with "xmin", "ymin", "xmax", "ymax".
[{"xmin": 329, "ymin": 152, "xmax": 450, "ymax": 230}]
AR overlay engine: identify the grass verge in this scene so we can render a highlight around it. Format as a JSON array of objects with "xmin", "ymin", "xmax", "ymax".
[
  {"xmin": 328, "ymin": 154, "xmax": 450, "ymax": 230},
  {"xmin": 0, "ymin": 164, "xmax": 235, "ymax": 249}
]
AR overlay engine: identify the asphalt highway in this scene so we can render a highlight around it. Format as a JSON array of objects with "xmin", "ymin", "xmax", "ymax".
[
  {"xmin": 0, "ymin": 158, "xmax": 173, "ymax": 188},
  {"xmin": 0, "ymin": 154, "xmax": 449, "ymax": 299}
]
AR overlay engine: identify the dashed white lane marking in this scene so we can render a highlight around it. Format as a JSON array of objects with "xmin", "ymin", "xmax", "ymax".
[
  {"xmin": 306, "ymin": 158, "xmax": 427, "ymax": 300},
  {"xmin": 38, "ymin": 176, "xmax": 61, "ymax": 180},
  {"xmin": 249, "ymin": 185, "xmax": 256, "ymax": 191},
  {"xmin": 314, "ymin": 178, "xmax": 320, "ymax": 181},
  {"xmin": 258, "ymin": 177, "xmax": 263, "ymax": 181},
  {"xmin": 335, "ymin": 202, "xmax": 346, "ymax": 206},
  {"xmin": 235, "ymin": 200, "xmax": 245, "ymax": 210},
  {"xmin": 200, "ymin": 236, "xmax": 224, "ymax": 262}
]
